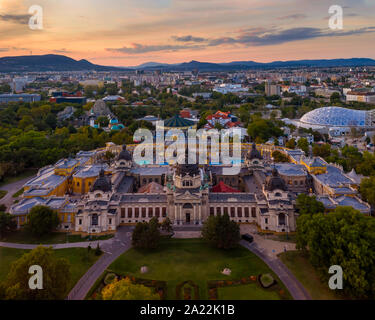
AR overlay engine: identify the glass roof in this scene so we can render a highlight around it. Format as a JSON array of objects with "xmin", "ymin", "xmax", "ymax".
[{"xmin": 300, "ymin": 107, "xmax": 368, "ymax": 127}]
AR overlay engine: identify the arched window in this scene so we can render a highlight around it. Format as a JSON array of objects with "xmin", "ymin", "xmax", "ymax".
[{"xmin": 275, "ymin": 192, "xmax": 282, "ymax": 197}]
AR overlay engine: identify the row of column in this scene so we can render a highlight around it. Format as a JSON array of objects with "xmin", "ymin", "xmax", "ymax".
[{"xmin": 173, "ymin": 204, "xmax": 202, "ymax": 224}]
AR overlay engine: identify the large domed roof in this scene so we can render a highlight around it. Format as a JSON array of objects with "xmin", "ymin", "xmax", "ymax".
[
  {"xmin": 246, "ymin": 143, "xmax": 262, "ymax": 160},
  {"xmin": 118, "ymin": 145, "xmax": 132, "ymax": 161},
  {"xmin": 300, "ymin": 107, "xmax": 368, "ymax": 127},
  {"xmin": 265, "ymin": 169, "xmax": 287, "ymax": 192},
  {"xmin": 91, "ymin": 169, "xmax": 112, "ymax": 193}
]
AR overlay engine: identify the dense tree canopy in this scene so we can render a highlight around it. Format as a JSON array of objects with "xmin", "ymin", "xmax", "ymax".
[
  {"xmin": 0, "ymin": 211, "xmax": 17, "ymax": 238},
  {"xmin": 26, "ymin": 205, "xmax": 60, "ymax": 237},
  {"xmin": 272, "ymin": 150, "xmax": 290, "ymax": 163},
  {"xmin": 296, "ymin": 206, "xmax": 375, "ymax": 299},
  {"xmin": 0, "ymin": 246, "xmax": 71, "ymax": 300},
  {"xmin": 247, "ymin": 118, "xmax": 283, "ymax": 142},
  {"xmin": 360, "ymin": 176, "xmax": 375, "ymax": 208},
  {"xmin": 132, "ymin": 217, "xmax": 161, "ymax": 249},
  {"xmin": 201, "ymin": 213, "xmax": 240, "ymax": 249},
  {"xmin": 295, "ymin": 194, "xmax": 325, "ymax": 215},
  {"xmin": 101, "ymin": 278, "xmax": 160, "ymax": 300}
]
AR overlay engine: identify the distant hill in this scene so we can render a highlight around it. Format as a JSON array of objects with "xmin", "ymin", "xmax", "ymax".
[
  {"xmin": 1, "ymin": 54, "xmax": 375, "ymax": 73},
  {"xmin": 134, "ymin": 58, "xmax": 375, "ymax": 71},
  {"xmin": 0, "ymin": 54, "xmax": 127, "ymax": 72}
]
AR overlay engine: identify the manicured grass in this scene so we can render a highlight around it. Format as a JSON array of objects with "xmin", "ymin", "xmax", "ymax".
[
  {"xmin": 0, "ymin": 247, "xmax": 101, "ymax": 295},
  {"xmin": 0, "ymin": 247, "xmax": 28, "ymax": 282},
  {"xmin": 218, "ymin": 283, "xmax": 280, "ymax": 300},
  {"xmin": 0, "ymin": 190, "xmax": 7, "ymax": 200},
  {"xmin": 278, "ymin": 250, "xmax": 342, "ymax": 300},
  {"xmin": 108, "ymin": 238, "xmax": 291, "ymax": 300},
  {"xmin": 0, "ymin": 230, "xmax": 113, "ymax": 244}
]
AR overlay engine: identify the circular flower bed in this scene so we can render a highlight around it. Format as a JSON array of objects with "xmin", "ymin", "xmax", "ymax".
[{"xmin": 258, "ymin": 273, "xmax": 276, "ymax": 288}]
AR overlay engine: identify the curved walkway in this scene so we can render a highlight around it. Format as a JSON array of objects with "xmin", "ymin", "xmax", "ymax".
[
  {"xmin": 240, "ymin": 240, "xmax": 311, "ymax": 300},
  {"xmin": 0, "ymin": 176, "xmax": 34, "ymax": 209},
  {"xmin": 67, "ymin": 226, "xmax": 133, "ymax": 300}
]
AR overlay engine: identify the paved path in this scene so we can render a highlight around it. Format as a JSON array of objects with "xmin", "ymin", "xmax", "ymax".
[
  {"xmin": 0, "ymin": 239, "xmax": 113, "ymax": 250},
  {"xmin": 241, "ymin": 240, "xmax": 311, "ymax": 300},
  {"xmin": 66, "ymin": 226, "xmax": 133, "ymax": 300},
  {"xmin": 0, "ymin": 176, "xmax": 34, "ymax": 210}
]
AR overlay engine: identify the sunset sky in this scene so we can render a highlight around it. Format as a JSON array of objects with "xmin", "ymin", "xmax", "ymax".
[{"xmin": 0, "ymin": 0, "xmax": 374, "ymax": 66}]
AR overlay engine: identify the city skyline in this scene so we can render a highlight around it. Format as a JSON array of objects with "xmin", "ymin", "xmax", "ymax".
[{"xmin": 0, "ymin": 0, "xmax": 374, "ymax": 66}]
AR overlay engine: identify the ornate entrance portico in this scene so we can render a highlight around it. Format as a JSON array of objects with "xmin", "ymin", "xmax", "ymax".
[{"xmin": 185, "ymin": 212, "xmax": 191, "ymax": 224}]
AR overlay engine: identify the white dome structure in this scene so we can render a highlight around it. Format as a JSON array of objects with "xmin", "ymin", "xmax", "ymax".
[{"xmin": 299, "ymin": 107, "xmax": 374, "ymax": 128}]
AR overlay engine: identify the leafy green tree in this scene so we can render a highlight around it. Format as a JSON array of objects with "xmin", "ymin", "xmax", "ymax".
[
  {"xmin": 247, "ymin": 118, "xmax": 283, "ymax": 142},
  {"xmin": 296, "ymin": 194, "xmax": 325, "ymax": 215},
  {"xmin": 360, "ymin": 176, "xmax": 375, "ymax": 208},
  {"xmin": 132, "ymin": 217, "xmax": 161, "ymax": 249},
  {"xmin": 101, "ymin": 278, "xmax": 160, "ymax": 300},
  {"xmin": 201, "ymin": 213, "xmax": 240, "ymax": 249},
  {"xmin": 26, "ymin": 205, "xmax": 59, "ymax": 237},
  {"xmin": 272, "ymin": 150, "xmax": 290, "ymax": 163},
  {"xmin": 330, "ymin": 92, "xmax": 341, "ymax": 104},
  {"xmin": 285, "ymin": 138, "xmax": 296, "ymax": 149},
  {"xmin": 312, "ymin": 143, "xmax": 331, "ymax": 158},
  {"xmin": 0, "ymin": 211, "xmax": 17, "ymax": 238},
  {"xmin": 161, "ymin": 217, "xmax": 173, "ymax": 233},
  {"xmin": 97, "ymin": 116, "xmax": 109, "ymax": 128},
  {"xmin": 296, "ymin": 206, "xmax": 375, "ymax": 299},
  {"xmin": 297, "ymin": 138, "xmax": 309, "ymax": 155},
  {"xmin": 1, "ymin": 246, "xmax": 71, "ymax": 300}
]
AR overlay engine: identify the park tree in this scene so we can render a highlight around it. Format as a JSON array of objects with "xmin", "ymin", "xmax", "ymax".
[
  {"xmin": 247, "ymin": 118, "xmax": 283, "ymax": 142},
  {"xmin": 161, "ymin": 217, "xmax": 173, "ymax": 233},
  {"xmin": 201, "ymin": 213, "xmax": 240, "ymax": 249},
  {"xmin": 272, "ymin": 150, "xmax": 290, "ymax": 163},
  {"xmin": 296, "ymin": 206, "xmax": 375, "ymax": 299},
  {"xmin": 26, "ymin": 205, "xmax": 60, "ymax": 237},
  {"xmin": 360, "ymin": 176, "xmax": 375, "ymax": 208},
  {"xmin": 312, "ymin": 143, "xmax": 331, "ymax": 159},
  {"xmin": 330, "ymin": 92, "xmax": 341, "ymax": 104},
  {"xmin": 295, "ymin": 194, "xmax": 325, "ymax": 215},
  {"xmin": 132, "ymin": 217, "xmax": 161, "ymax": 249},
  {"xmin": 0, "ymin": 246, "xmax": 71, "ymax": 300},
  {"xmin": 297, "ymin": 138, "xmax": 309, "ymax": 155},
  {"xmin": 101, "ymin": 278, "xmax": 160, "ymax": 300},
  {"xmin": 285, "ymin": 138, "xmax": 296, "ymax": 149},
  {"xmin": 97, "ymin": 116, "xmax": 109, "ymax": 128},
  {"xmin": 0, "ymin": 211, "xmax": 17, "ymax": 239}
]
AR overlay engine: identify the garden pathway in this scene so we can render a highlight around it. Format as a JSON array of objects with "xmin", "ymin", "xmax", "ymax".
[
  {"xmin": 66, "ymin": 226, "xmax": 133, "ymax": 300},
  {"xmin": 241, "ymin": 240, "xmax": 311, "ymax": 300}
]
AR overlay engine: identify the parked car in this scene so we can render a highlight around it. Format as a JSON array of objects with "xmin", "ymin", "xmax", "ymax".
[{"xmin": 242, "ymin": 234, "xmax": 254, "ymax": 243}]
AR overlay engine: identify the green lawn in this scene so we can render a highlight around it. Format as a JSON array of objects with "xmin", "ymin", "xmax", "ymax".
[
  {"xmin": 0, "ymin": 230, "xmax": 113, "ymax": 244},
  {"xmin": 278, "ymin": 250, "xmax": 342, "ymax": 300},
  {"xmin": 218, "ymin": 283, "xmax": 280, "ymax": 300},
  {"xmin": 107, "ymin": 238, "xmax": 291, "ymax": 300},
  {"xmin": 0, "ymin": 190, "xmax": 7, "ymax": 200},
  {"xmin": 0, "ymin": 247, "xmax": 101, "ymax": 295}
]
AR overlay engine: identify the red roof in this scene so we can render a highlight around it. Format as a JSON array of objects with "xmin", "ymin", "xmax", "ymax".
[{"xmin": 211, "ymin": 181, "xmax": 240, "ymax": 193}]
